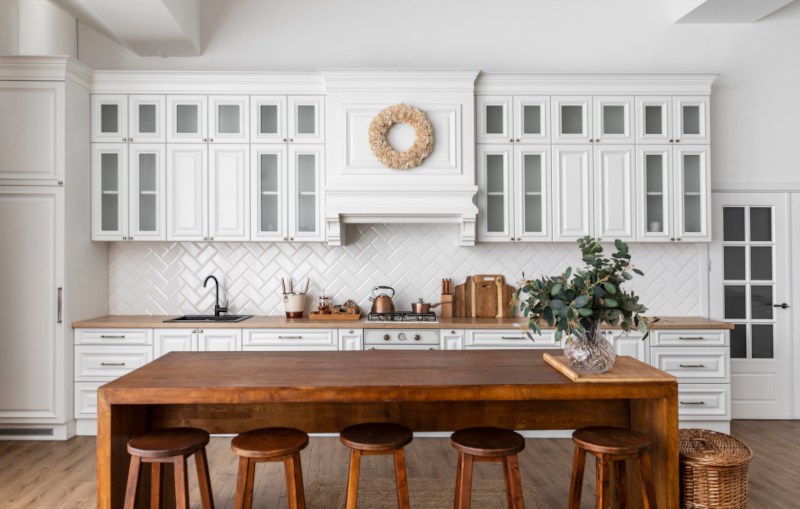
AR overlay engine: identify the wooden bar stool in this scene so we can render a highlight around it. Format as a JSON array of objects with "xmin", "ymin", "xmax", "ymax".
[
  {"xmin": 124, "ymin": 427, "xmax": 214, "ymax": 509},
  {"xmin": 450, "ymin": 427, "xmax": 526, "ymax": 509},
  {"xmin": 231, "ymin": 427, "xmax": 309, "ymax": 509},
  {"xmin": 567, "ymin": 426, "xmax": 659, "ymax": 509},
  {"xmin": 340, "ymin": 422, "xmax": 413, "ymax": 509}
]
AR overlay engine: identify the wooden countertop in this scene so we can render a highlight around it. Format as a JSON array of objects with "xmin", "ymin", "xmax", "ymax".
[{"xmin": 74, "ymin": 315, "xmax": 734, "ymax": 330}]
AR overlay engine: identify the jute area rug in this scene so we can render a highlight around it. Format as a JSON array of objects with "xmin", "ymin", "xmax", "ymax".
[{"xmin": 305, "ymin": 478, "xmax": 552, "ymax": 509}]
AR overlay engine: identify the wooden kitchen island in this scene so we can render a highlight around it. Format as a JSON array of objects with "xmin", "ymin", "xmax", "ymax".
[{"xmin": 98, "ymin": 349, "xmax": 678, "ymax": 509}]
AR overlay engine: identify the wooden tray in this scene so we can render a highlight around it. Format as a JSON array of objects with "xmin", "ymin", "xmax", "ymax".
[
  {"xmin": 543, "ymin": 353, "xmax": 675, "ymax": 383},
  {"xmin": 308, "ymin": 312, "xmax": 362, "ymax": 321}
]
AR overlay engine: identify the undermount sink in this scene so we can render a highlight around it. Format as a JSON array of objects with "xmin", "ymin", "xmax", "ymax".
[{"xmin": 163, "ymin": 315, "xmax": 252, "ymax": 323}]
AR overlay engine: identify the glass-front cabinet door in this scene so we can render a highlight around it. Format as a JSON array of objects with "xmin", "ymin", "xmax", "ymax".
[
  {"xmin": 635, "ymin": 96, "xmax": 672, "ymax": 144},
  {"xmin": 208, "ymin": 145, "xmax": 250, "ymax": 241},
  {"xmin": 92, "ymin": 143, "xmax": 128, "ymax": 240},
  {"xmin": 251, "ymin": 145, "xmax": 287, "ymax": 241},
  {"xmin": 593, "ymin": 145, "xmax": 635, "ymax": 242},
  {"xmin": 166, "ymin": 95, "xmax": 208, "ymax": 143},
  {"xmin": 251, "ymin": 96, "xmax": 287, "ymax": 143},
  {"xmin": 476, "ymin": 96, "xmax": 513, "ymax": 144},
  {"xmin": 592, "ymin": 96, "xmax": 634, "ymax": 144},
  {"xmin": 513, "ymin": 96, "xmax": 550, "ymax": 144},
  {"xmin": 674, "ymin": 96, "xmax": 710, "ymax": 144},
  {"xmin": 674, "ymin": 146, "xmax": 711, "ymax": 241},
  {"xmin": 552, "ymin": 96, "xmax": 592, "ymax": 144},
  {"xmin": 128, "ymin": 95, "xmax": 165, "ymax": 143},
  {"xmin": 166, "ymin": 144, "xmax": 208, "ymax": 240},
  {"xmin": 208, "ymin": 96, "xmax": 249, "ymax": 143},
  {"xmin": 91, "ymin": 95, "xmax": 128, "ymax": 143},
  {"xmin": 288, "ymin": 96, "xmax": 324, "ymax": 143},
  {"xmin": 128, "ymin": 144, "xmax": 166, "ymax": 240},
  {"xmin": 288, "ymin": 145, "xmax": 324, "ymax": 241},
  {"xmin": 477, "ymin": 145, "xmax": 514, "ymax": 241},
  {"xmin": 514, "ymin": 146, "xmax": 550, "ymax": 241},
  {"xmin": 636, "ymin": 146, "xmax": 673, "ymax": 242},
  {"xmin": 552, "ymin": 145, "xmax": 593, "ymax": 241}
]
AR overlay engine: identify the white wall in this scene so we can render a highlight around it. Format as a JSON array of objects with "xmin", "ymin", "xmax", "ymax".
[{"xmin": 18, "ymin": 0, "xmax": 77, "ymax": 58}]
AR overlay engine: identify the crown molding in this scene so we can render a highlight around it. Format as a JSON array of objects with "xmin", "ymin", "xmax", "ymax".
[
  {"xmin": 319, "ymin": 68, "xmax": 482, "ymax": 92},
  {"xmin": 90, "ymin": 71, "xmax": 326, "ymax": 94},
  {"xmin": 0, "ymin": 56, "xmax": 93, "ymax": 89},
  {"xmin": 475, "ymin": 72, "xmax": 721, "ymax": 95},
  {"xmin": 712, "ymin": 181, "xmax": 800, "ymax": 193}
]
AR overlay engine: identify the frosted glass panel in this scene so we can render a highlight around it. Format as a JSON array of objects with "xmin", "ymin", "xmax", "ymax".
[
  {"xmin": 752, "ymin": 324, "xmax": 774, "ymax": 359},
  {"xmin": 260, "ymin": 154, "xmax": 278, "ymax": 192},
  {"xmin": 176, "ymin": 104, "xmax": 198, "ymax": 133},
  {"xmin": 260, "ymin": 105, "xmax": 278, "ymax": 134},
  {"xmin": 297, "ymin": 154, "xmax": 316, "ymax": 193},
  {"xmin": 730, "ymin": 324, "xmax": 746, "ymax": 359},
  {"xmin": 486, "ymin": 155, "xmax": 504, "ymax": 193},
  {"xmin": 561, "ymin": 105, "xmax": 583, "ymax": 134},
  {"xmin": 298, "ymin": 195, "xmax": 315, "ymax": 232},
  {"xmin": 683, "ymin": 154, "xmax": 702, "ymax": 233},
  {"xmin": 261, "ymin": 194, "xmax": 279, "ymax": 232},
  {"xmin": 486, "ymin": 154, "xmax": 504, "ymax": 233},
  {"xmin": 138, "ymin": 104, "xmax": 156, "ymax": 133},
  {"xmin": 101, "ymin": 194, "xmax": 118, "ymax": 231},
  {"xmin": 646, "ymin": 155, "xmax": 664, "ymax": 233},
  {"xmin": 646, "ymin": 195, "xmax": 663, "ymax": 233},
  {"xmin": 684, "ymin": 155, "xmax": 701, "ymax": 193},
  {"xmin": 260, "ymin": 153, "xmax": 279, "ymax": 233},
  {"xmin": 138, "ymin": 153, "xmax": 156, "ymax": 232},
  {"xmin": 644, "ymin": 106, "xmax": 662, "ymax": 135},
  {"xmin": 684, "ymin": 196, "xmax": 702, "ymax": 233},
  {"xmin": 218, "ymin": 105, "xmax": 240, "ymax": 134},
  {"xmin": 101, "ymin": 154, "xmax": 118, "ymax": 192},
  {"xmin": 486, "ymin": 105, "xmax": 504, "ymax": 134},
  {"xmin": 101, "ymin": 104, "xmax": 118, "ymax": 133},
  {"xmin": 646, "ymin": 155, "xmax": 663, "ymax": 193},
  {"xmin": 683, "ymin": 105, "xmax": 700, "ymax": 135},
  {"xmin": 751, "ymin": 285, "xmax": 773, "ymax": 319},
  {"xmin": 750, "ymin": 207, "xmax": 771, "ymax": 241},
  {"xmin": 523, "ymin": 155, "xmax": 541, "ymax": 193},
  {"xmin": 487, "ymin": 195, "xmax": 504, "ymax": 232},
  {"xmin": 139, "ymin": 194, "xmax": 156, "ymax": 231},
  {"xmin": 523, "ymin": 105, "xmax": 541, "ymax": 134},
  {"xmin": 138, "ymin": 154, "xmax": 156, "ymax": 191},
  {"xmin": 603, "ymin": 105, "xmax": 625, "ymax": 135},
  {"xmin": 724, "ymin": 285, "xmax": 746, "ymax": 319},
  {"xmin": 724, "ymin": 246, "xmax": 745, "ymax": 280},
  {"xmin": 101, "ymin": 153, "xmax": 119, "ymax": 231},
  {"xmin": 723, "ymin": 207, "xmax": 745, "ymax": 241},
  {"xmin": 297, "ymin": 105, "xmax": 315, "ymax": 134},
  {"xmin": 525, "ymin": 195, "xmax": 542, "ymax": 233},
  {"xmin": 297, "ymin": 153, "xmax": 316, "ymax": 233},
  {"xmin": 750, "ymin": 246, "xmax": 772, "ymax": 281}
]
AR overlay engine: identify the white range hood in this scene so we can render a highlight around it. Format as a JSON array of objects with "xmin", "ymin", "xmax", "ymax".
[{"xmin": 320, "ymin": 69, "xmax": 481, "ymax": 247}]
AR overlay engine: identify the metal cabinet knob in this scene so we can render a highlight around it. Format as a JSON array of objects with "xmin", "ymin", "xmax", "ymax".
[
  {"xmin": 122, "ymin": 237, "xmax": 127, "ymax": 240},
  {"xmin": 129, "ymin": 236, "xmax": 133, "ymax": 240},
  {"xmin": 283, "ymin": 237, "xmax": 287, "ymax": 240},
  {"xmin": 511, "ymin": 237, "xmax": 514, "ymax": 241},
  {"xmin": 517, "ymin": 237, "xmax": 521, "ymax": 241},
  {"xmin": 676, "ymin": 139, "xmax": 681, "ymax": 142},
  {"xmin": 348, "ymin": 330, "xmax": 354, "ymax": 333},
  {"xmin": 384, "ymin": 335, "xmax": 390, "ymax": 341},
  {"xmin": 414, "ymin": 335, "xmax": 421, "ymax": 341},
  {"xmin": 210, "ymin": 237, "xmax": 214, "ymax": 240},
  {"xmin": 210, "ymin": 138, "xmax": 214, "ymax": 142},
  {"xmin": 203, "ymin": 138, "xmax": 207, "ymax": 142},
  {"xmin": 283, "ymin": 138, "xmax": 287, "ymax": 142},
  {"xmin": 669, "ymin": 139, "xmax": 674, "ymax": 143},
  {"xmin": 670, "ymin": 238, "xmax": 675, "ymax": 241},
  {"xmin": 122, "ymin": 138, "xmax": 127, "ymax": 141},
  {"xmin": 203, "ymin": 237, "xmax": 208, "ymax": 240},
  {"xmin": 677, "ymin": 238, "xmax": 681, "ymax": 241},
  {"xmin": 451, "ymin": 331, "xmax": 455, "ymax": 334},
  {"xmin": 58, "ymin": 181, "xmax": 63, "ymax": 185},
  {"xmin": 199, "ymin": 329, "xmax": 203, "ymax": 333},
  {"xmin": 516, "ymin": 139, "xmax": 520, "ymax": 142},
  {"xmin": 129, "ymin": 138, "xmax": 133, "ymax": 142},
  {"xmin": 289, "ymin": 139, "xmax": 293, "ymax": 142},
  {"xmin": 509, "ymin": 139, "xmax": 513, "ymax": 142},
  {"xmin": 192, "ymin": 330, "xmax": 196, "ymax": 333},
  {"xmin": 290, "ymin": 237, "xmax": 293, "ymax": 241}
]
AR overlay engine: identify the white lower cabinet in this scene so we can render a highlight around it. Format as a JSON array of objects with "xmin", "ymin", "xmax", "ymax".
[
  {"xmin": 199, "ymin": 329, "xmax": 242, "ymax": 351},
  {"xmin": 244, "ymin": 328, "xmax": 338, "ymax": 351},
  {"xmin": 465, "ymin": 329, "xmax": 557, "ymax": 349},
  {"xmin": 650, "ymin": 347, "xmax": 729, "ymax": 384},
  {"xmin": 441, "ymin": 330, "xmax": 465, "ymax": 350},
  {"xmin": 74, "ymin": 382, "xmax": 103, "ymax": 419},
  {"xmin": 74, "ymin": 346, "xmax": 153, "ymax": 381},
  {"xmin": 338, "ymin": 329, "xmax": 364, "ymax": 351},
  {"xmin": 605, "ymin": 330, "xmax": 648, "ymax": 363},
  {"xmin": 677, "ymin": 384, "xmax": 731, "ymax": 421},
  {"xmin": 154, "ymin": 328, "xmax": 197, "ymax": 358}
]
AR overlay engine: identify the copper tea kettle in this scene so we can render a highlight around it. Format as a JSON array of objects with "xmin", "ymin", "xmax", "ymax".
[{"xmin": 369, "ymin": 286, "xmax": 396, "ymax": 313}]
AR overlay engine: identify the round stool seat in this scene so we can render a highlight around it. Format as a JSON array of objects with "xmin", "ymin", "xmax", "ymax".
[
  {"xmin": 450, "ymin": 427, "xmax": 525, "ymax": 457},
  {"xmin": 231, "ymin": 427, "xmax": 309, "ymax": 459},
  {"xmin": 340, "ymin": 423, "xmax": 413, "ymax": 452},
  {"xmin": 572, "ymin": 426, "xmax": 651, "ymax": 455},
  {"xmin": 127, "ymin": 427, "xmax": 209, "ymax": 459}
]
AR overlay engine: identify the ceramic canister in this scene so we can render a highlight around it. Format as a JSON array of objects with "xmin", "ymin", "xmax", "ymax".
[{"xmin": 283, "ymin": 293, "xmax": 305, "ymax": 318}]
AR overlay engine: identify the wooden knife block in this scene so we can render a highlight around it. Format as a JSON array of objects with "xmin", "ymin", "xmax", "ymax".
[{"xmin": 440, "ymin": 294, "xmax": 453, "ymax": 318}]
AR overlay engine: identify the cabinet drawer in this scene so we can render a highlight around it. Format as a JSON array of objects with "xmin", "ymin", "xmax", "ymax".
[
  {"xmin": 650, "ymin": 347, "xmax": 729, "ymax": 383},
  {"xmin": 652, "ymin": 330, "xmax": 728, "ymax": 347},
  {"xmin": 677, "ymin": 384, "xmax": 731, "ymax": 420},
  {"xmin": 364, "ymin": 330, "xmax": 439, "ymax": 345},
  {"xmin": 243, "ymin": 329, "xmax": 337, "ymax": 348},
  {"xmin": 75, "ymin": 328, "xmax": 153, "ymax": 345},
  {"xmin": 465, "ymin": 329, "xmax": 558, "ymax": 349},
  {"xmin": 366, "ymin": 345, "xmax": 440, "ymax": 350},
  {"xmin": 74, "ymin": 382, "xmax": 103, "ymax": 418},
  {"xmin": 74, "ymin": 346, "xmax": 153, "ymax": 381}
]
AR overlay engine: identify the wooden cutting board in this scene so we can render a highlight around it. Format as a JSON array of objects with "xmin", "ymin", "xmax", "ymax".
[
  {"xmin": 543, "ymin": 353, "xmax": 676, "ymax": 383},
  {"xmin": 474, "ymin": 275, "xmax": 500, "ymax": 318},
  {"xmin": 454, "ymin": 277, "xmax": 474, "ymax": 317}
]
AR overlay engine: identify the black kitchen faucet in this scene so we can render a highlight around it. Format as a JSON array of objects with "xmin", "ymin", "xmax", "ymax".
[{"xmin": 203, "ymin": 275, "xmax": 229, "ymax": 317}]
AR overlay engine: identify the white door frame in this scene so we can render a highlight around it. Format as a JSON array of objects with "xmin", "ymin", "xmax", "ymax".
[{"xmin": 792, "ymin": 194, "xmax": 800, "ymax": 419}]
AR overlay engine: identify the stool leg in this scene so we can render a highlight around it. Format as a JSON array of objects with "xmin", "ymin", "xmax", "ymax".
[
  {"xmin": 293, "ymin": 452, "xmax": 306, "ymax": 509},
  {"xmin": 393, "ymin": 448, "xmax": 410, "ymax": 509},
  {"xmin": 195, "ymin": 447, "xmax": 216, "ymax": 509},
  {"xmin": 638, "ymin": 451, "xmax": 658, "ymax": 509},
  {"xmin": 123, "ymin": 456, "xmax": 142, "ymax": 509},
  {"xmin": 596, "ymin": 455, "xmax": 610, "ymax": 509},
  {"xmin": 615, "ymin": 461, "xmax": 627, "ymax": 509},
  {"xmin": 285, "ymin": 452, "xmax": 306, "ymax": 509},
  {"xmin": 174, "ymin": 455, "xmax": 190, "ymax": 509},
  {"xmin": 502, "ymin": 454, "xmax": 524, "ymax": 509},
  {"xmin": 345, "ymin": 449, "xmax": 362, "ymax": 509},
  {"xmin": 234, "ymin": 457, "xmax": 253, "ymax": 509},
  {"xmin": 151, "ymin": 462, "xmax": 164, "ymax": 509},
  {"xmin": 567, "ymin": 446, "xmax": 586, "ymax": 509},
  {"xmin": 454, "ymin": 452, "xmax": 474, "ymax": 509}
]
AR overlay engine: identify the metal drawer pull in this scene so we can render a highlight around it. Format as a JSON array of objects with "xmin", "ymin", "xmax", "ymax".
[
  {"xmin": 57, "ymin": 288, "xmax": 62, "ymax": 324},
  {"xmin": 501, "ymin": 336, "xmax": 527, "ymax": 340},
  {"xmin": 278, "ymin": 336, "xmax": 302, "ymax": 339},
  {"xmin": 679, "ymin": 337, "xmax": 705, "ymax": 340},
  {"xmin": 680, "ymin": 364, "xmax": 705, "ymax": 368},
  {"xmin": 100, "ymin": 335, "xmax": 126, "ymax": 339},
  {"xmin": 101, "ymin": 362, "xmax": 125, "ymax": 366},
  {"xmin": 680, "ymin": 401, "xmax": 705, "ymax": 405}
]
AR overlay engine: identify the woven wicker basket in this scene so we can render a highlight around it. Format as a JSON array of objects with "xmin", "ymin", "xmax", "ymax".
[{"xmin": 679, "ymin": 429, "xmax": 753, "ymax": 509}]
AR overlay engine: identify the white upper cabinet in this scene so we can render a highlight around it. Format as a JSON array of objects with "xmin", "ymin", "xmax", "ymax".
[
  {"xmin": 166, "ymin": 95, "xmax": 208, "ymax": 143},
  {"xmin": 593, "ymin": 96, "xmax": 634, "ymax": 144},
  {"xmin": 167, "ymin": 144, "xmax": 208, "ymax": 240},
  {"xmin": 635, "ymin": 96, "xmax": 672, "ymax": 144},
  {"xmin": 477, "ymin": 96, "xmax": 513, "ymax": 144},
  {"xmin": 287, "ymin": 96, "xmax": 324, "ymax": 143},
  {"xmin": 674, "ymin": 145, "xmax": 711, "ymax": 242},
  {"xmin": 477, "ymin": 145, "xmax": 514, "ymax": 241},
  {"xmin": 208, "ymin": 96, "xmax": 249, "ymax": 143},
  {"xmin": 208, "ymin": 144, "xmax": 250, "ymax": 241},
  {"xmin": 128, "ymin": 144, "xmax": 166, "ymax": 240},
  {"xmin": 251, "ymin": 95, "xmax": 287, "ymax": 143},
  {"xmin": 514, "ymin": 146, "xmax": 551, "ymax": 241},
  {"xmin": 552, "ymin": 96, "xmax": 592, "ymax": 144},
  {"xmin": 593, "ymin": 145, "xmax": 635, "ymax": 242},
  {"xmin": 251, "ymin": 145, "xmax": 287, "ymax": 241},
  {"xmin": 636, "ymin": 146, "xmax": 673, "ymax": 242},
  {"xmin": 287, "ymin": 145, "xmax": 324, "ymax": 241},
  {"xmin": 553, "ymin": 145, "xmax": 593, "ymax": 241},
  {"xmin": 92, "ymin": 143, "xmax": 128, "ymax": 241},
  {"xmin": 91, "ymin": 95, "xmax": 128, "ymax": 143},
  {"xmin": 674, "ymin": 96, "xmax": 710, "ymax": 144},
  {"xmin": 513, "ymin": 96, "xmax": 550, "ymax": 144},
  {"xmin": 128, "ymin": 95, "xmax": 166, "ymax": 143}
]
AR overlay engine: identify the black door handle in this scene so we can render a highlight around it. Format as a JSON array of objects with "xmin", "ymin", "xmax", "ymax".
[{"xmin": 773, "ymin": 303, "xmax": 790, "ymax": 309}]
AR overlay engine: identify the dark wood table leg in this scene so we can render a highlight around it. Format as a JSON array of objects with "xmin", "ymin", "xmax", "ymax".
[{"xmin": 393, "ymin": 448, "xmax": 410, "ymax": 509}]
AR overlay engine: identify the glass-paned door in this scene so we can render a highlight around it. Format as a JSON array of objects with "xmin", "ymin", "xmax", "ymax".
[
  {"xmin": 636, "ymin": 146, "xmax": 672, "ymax": 241},
  {"xmin": 673, "ymin": 96, "xmax": 710, "ymax": 144},
  {"xmin": 128, "ymin": 95, "xmax": 165, "ymax": 143},
  {"xmin": 251, "ymin": 145, "xmax": 287, "ymax": 241},
  {"xmin": 635, "ymin": 96, "xmax": 672, "ymax": 144},
  {"xmin": 592, "ymin": 96, "xmax": 634, "ymax": 143},
  {"xmin": 287, "ymin": 96, "xmax": 324, "ymax": 143},
  {"xmin": 674, "ymin": 146, "xmax": 711, "ymax": 241},
  {"xmin": 513, "ymin": 96, "xmax": 550, "ymax": 144},
  {"xmin": 514, "ymin": 146, "xmax": 550, "ymax": 241},
  {"xmin": 91, "ymin": 95, "xmax": 128, "ymax": 143},
  {"xmin": 209, "ymin": 96, "xmax": 249, "ymax": 143},
  {"xmin": 477, "ymin": 145, "xmax": 513, "ymax": 241},
  {"xmin": 166, "ymin": 95, "xmax": 208, "ymax": 143},
  {"xmin": 129, "ymin": 144, "xmax": 166, "ymax": 240},
  {"xmin": 288, "ymin": 145, "xmax": 324, "ymax": 241},
  {"xmin": 92, "ymin": 143, "xmax": 128, "ymax": 240},
  {"xmin": 477, "ymin": 96, "xmax": 513, "ymax": 144},
  {"xmin": 551, "ymin": 96, "xmax": 592, "ymax": 144},
  {"xmin": 710, "ymin": 193, "xmax": 791, "ymax": 419},
  {"xmin": 251, "ymin": 96, "xmax": 287, "ymax": 143}
]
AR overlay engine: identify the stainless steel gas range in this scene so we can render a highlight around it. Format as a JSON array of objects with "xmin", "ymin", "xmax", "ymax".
[{"xmin": 364, "ymin": 311, "xmax": 440, "ymax": 350}]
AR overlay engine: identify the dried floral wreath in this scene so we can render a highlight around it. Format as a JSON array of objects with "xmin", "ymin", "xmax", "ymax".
[{"xmin": 368, "ymin": 104, "xmax": 433, "ymax": 170}]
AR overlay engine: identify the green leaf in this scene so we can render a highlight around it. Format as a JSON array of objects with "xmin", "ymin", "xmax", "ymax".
[
  {"xmin": 554, "ymin": 330, "xmax": 562, "ymax": 341},
  {"xmin": 604, "ymin": 298, "xmax": 618, "ymax": 307},
  {"xmin": 604, "ymin": 283, "xmax": 617, "ymax": 294},
  {"xmin": 565, "ymin": 267, "xmax": 572, "ymax": 279},
  {"xmin": 633, "ymin": 268, "xmax": 644, "ymax": 276},
  {"xmin": 549, "ymin": 299, "xmax": 565, "ymax": 311},
  {"xmin": 574, "ymin": 295, "xmax": 588, "ymax": 307},
  {"xmin": 621, "ymin": 271, "xmax": 633, "ymax": 280},
  {"xmin": 551, "ymin": 283, "xmax": 562, "ymax": 296},
  {"xmin": 578, "ymin": 308, "xmax": 594, "ymax": 316}
]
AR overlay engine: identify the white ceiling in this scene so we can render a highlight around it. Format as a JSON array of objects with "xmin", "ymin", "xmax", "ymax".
[{"xmin": 672, "ymin": 0, "xmax": 797, "ymax": 23}]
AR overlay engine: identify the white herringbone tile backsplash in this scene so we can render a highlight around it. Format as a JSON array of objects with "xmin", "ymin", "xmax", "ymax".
[{"xmin": 109, "ymin": 224, "xmax": 703, "ymax": 317}]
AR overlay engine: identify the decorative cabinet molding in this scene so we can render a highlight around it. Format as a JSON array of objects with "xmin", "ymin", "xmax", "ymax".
[
  {"xmin": 635, "ymin": 96, "xmax": 672, "ymax": 144},
  {"xmin": 287, "ymin": 95, "xmax": 324, "ymax": 143},
  {"xmin": 552, "ymin": 145, "xmax": 593, "ymax": 241},
  {"xmin": 167, "ymin": 144, "xmax": 208, "ymax": 240},
  {"xmin": 476, "ymin": 95, "xmax": 512, "ymax": 143},
  {"xmin": 209, "ymin": 95, "xmax": 249, "ymax": 143},
  {"xmin": 166, "ymin": 95, "xmax": 208, "ymax": 143},
  {"xmin": 251, "ymin": 95, "xmax": 288, "ymax": 142},
  {"xmin": 636, "ymin": 146, "xmax": 673, "ymax": 242},
  {"xmin": 128, "ymin": 144, "xmax": 167, "ymax": 240},
  {"xmin": 552, "ymin": 96, "xmax": 592, "ymax": 144},
  {"xmin": 476, "ymin": 145, "xmax": 514, "ymax": 242},
  {"xmin": 92, "ymin": 143, "xmax": 129, "ymax": 241},
  {"xmin": 514, "ymin": 146, "xmax": 551, "ymax": 242},
  {"xmin": 673, "ymin": 96, "xmax": 710, "ymax": 144},
  {"xmin": 592, "ymin": 96, "xmax": 634, "ymax": 144},
  {"xmin": 287, "ymin": 145, "xmax": 324, "ymax": 242},
  {"xmin": 593, "ymin": 145, "xmax": 635, "ymax": 242},
  {"xmin": 513, "ymin": 96, "xmax": 550, "ymax": 144},
  {"xmin": 338, "ymin": 329, "xmax": 364, "ymax": 351},
  {"xmin": 251, "ymin": 144, "xmax": 288, "ymax": 241},
  {"xmin": 208, "ymin": 144, "xmax": 250, "ymax": 241}
]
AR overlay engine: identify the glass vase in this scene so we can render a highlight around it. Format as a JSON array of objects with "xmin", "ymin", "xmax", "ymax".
[{"xmin": 563, "ymin": 321, "xmax": 616, "ymax": 374}]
